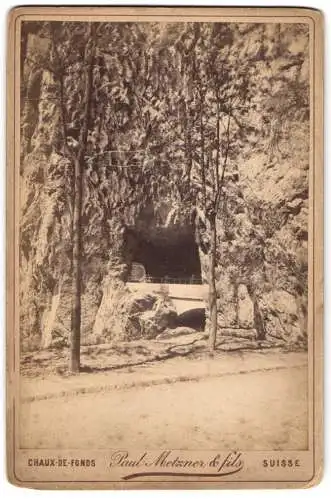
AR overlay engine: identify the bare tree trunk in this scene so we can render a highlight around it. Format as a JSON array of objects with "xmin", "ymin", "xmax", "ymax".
[
  {"xmin": 199, "ymin": 92, "xmax": 206, "ymax": 208},
  {"xmin": 69, "ymin": 23, "xmax": 96, "ymax": 373},
  {"xmin": 233, "ymin": 283, "xmax": 239, "ymax": 327},
  {"xmin": 209, "ymin": 216, "xmax": 218, "ymax": 351},
  {"xmin": 70, "ymin": 156, "xmax": 83, "ymax": 372},
  {"xmin": 207, "ymin": 107, "xmax": 231, "ymax": 351},
  {"xmin": 246, "ymin": 284, "xmax": 266, "ymax": 340}
]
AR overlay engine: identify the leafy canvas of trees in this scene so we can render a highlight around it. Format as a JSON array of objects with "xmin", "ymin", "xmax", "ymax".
[{"xmin": 20, "ymin": 21, "xmax": 309, "ymax": 371}]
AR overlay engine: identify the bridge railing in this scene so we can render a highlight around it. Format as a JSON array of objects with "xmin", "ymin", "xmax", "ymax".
[{"xmin": 135, "ymin": 276, "xmax": 204, "ymax": 285}]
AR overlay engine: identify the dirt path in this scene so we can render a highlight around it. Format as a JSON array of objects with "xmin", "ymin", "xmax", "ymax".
[
  {"xmin": 20, "ymin": 349, "xmax": 306, "ymax": 401},
  {"xmin": 19, "ymin": 351, "xmax": 307, "ymax": 450}
]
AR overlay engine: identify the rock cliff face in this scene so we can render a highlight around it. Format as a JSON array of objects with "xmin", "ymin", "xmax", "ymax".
[
  {"xmin": 20, "ymin": 159, "xmax": 307, "ymax": 349},
  {"xmin": 19, "ymin": 22, "xmax": 309, "ymax": 351}
]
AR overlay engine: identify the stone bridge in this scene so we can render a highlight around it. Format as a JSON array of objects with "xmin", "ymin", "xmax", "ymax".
[{"xmin": 127, "ymin": 282, "xmax": 209, "ymax": 315}]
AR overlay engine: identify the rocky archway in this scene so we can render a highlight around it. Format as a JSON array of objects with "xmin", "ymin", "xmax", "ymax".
[{"xmin": 92, "ymin": 208, "xmax": 207, "ymax": 342}]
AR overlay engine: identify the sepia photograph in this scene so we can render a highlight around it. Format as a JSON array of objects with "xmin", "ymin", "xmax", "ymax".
[{"xmin": 6, "ymin": 6, "xmax": 323, "ymax": 489}]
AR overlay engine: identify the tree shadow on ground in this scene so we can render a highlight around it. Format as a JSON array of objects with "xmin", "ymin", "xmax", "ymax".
[
  {"xmin": 80, "ymin": 337, "xmax": 207, "ymax": 373},
  {"xmin": 21, "ymin": 330, "xmax": 290, "ymax": 378}
]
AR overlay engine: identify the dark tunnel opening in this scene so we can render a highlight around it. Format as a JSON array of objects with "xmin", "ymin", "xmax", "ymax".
[
  {"xmin": 125, "ymin": 226, "xmax": 202, "ymax": 283},
  {"xmin": 177, "ymin": 308, "xmax": 206, "ymax": 330}
]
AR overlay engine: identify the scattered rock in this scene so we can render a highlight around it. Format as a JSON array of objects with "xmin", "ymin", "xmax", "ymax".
[
  {"xmin": 156, "ymin": 326, "xmax": 197, "ymax": 340},
  {"xmin": 138, "ymin": 297, "xmax": 177, "ymax": 339},
  {"xmin": 32, "ymin": 350, "xmax": 55, "ymax": 362},
  {"xmin": 219, "ymin": 328, "xmax": 256, "ymax": 340}
]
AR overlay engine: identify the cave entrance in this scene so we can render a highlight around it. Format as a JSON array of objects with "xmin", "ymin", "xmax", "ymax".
[
  {"xmin": 126, "ymin": 225, "xmax": 202, "ymax": 284},
  {"xmin": 177, "ymin": 308, "xmax": 206, "ymax": 330}
]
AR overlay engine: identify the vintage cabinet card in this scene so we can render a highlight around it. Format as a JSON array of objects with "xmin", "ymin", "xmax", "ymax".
[{"xmin": 6, "ymin": 6, "xmax": 323, "ymax": 489}]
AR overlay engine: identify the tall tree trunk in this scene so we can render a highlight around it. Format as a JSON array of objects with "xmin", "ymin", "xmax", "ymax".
[
  {"xmin": 233, "ymin": 283, "xmax": 239, "ymax": 327},
  {"xmin": 184, "ymin": 101, "xmax": 193, "ymax": 195},
  {"xmin": 246, "ymin": 284, "xmax": 266, "ymax": 340},
  {"xmin": 209, "ymin": 216, "xmax": 218, "ymax": 351},
  {"xmin": 70, "ymin": 155, "xmax": 83, "ymax": 373},
  {"xmin": 207, "ymin": 105, "xmax": 230, "ymax": 351},
  {"xmin": 69, "ymin": 23, "xmax": 96, "ymax": 373},
  {"xmin": 199, "ymin": 92, "xmax": 206, "ymax": 208}
]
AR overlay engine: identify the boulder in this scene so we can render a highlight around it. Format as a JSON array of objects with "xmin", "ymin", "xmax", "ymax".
[
  {"xmin": 138, "ymin": 297, "xmax": 177, "ymax": 339},
  {"xmin": 92, "ymin": 281, "xmax": 177, "ymax": 342}
]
